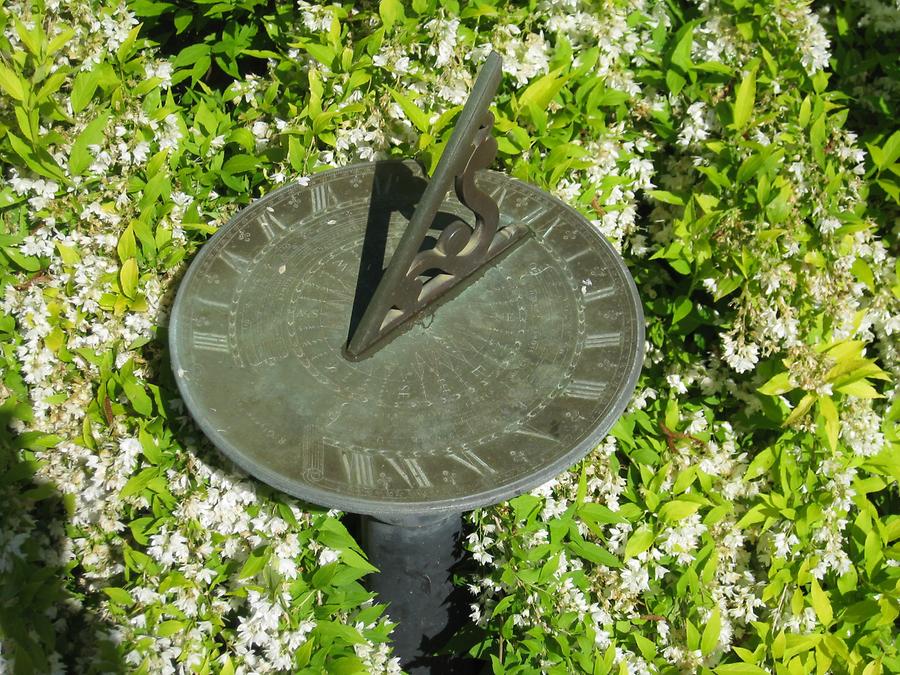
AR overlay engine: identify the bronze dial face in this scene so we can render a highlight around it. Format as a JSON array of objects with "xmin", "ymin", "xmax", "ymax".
[{"xmin": 169, "ymin": 160, "xmax": 644, "ymax": 517}]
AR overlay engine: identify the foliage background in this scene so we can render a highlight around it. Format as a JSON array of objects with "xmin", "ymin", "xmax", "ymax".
[{"xmin": 0, "ymin": 0, "xmax": 897, "ymax": 673}]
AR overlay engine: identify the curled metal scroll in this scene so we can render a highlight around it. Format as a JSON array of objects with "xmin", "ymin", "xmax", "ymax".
[
  {"xmin": 345, "ymin": 52, "xmax": 529, "ymax": 360},
  {"xmin": 381, "ymin": 112, "xmax": 526, "ymax": 320}
]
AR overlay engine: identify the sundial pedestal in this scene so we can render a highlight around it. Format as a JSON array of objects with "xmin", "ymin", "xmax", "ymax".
[
  {"xmin": 169, "ymin": 52, "xmax": 644, "ymax": 674},
  {"xmin": 357, "ymin": 512, "xmax": 473, "ymax": 671}
]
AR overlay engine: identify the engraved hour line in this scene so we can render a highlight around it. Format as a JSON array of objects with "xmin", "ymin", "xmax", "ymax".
[
  {"xmin": 541, "ymin": 217, "xmax": 561, "ymax": 241},
  {"xmin": 193, "ymin": 296, "xmax": 231, "ymax": 310},
  {"xmin": 341, "ymin": 450, "xmax": 376, "ymax": 488},
  {"xmin": 192, "ymin": 331, "xmax": 229, "ymax": 352},
  {"xmin": 565, "ymin": 379, "xmax": 608, "ymax": 399},
  {"xmin": 219, "ymin": 248, "xmax": 250, "ymax": 273},
  {"xmin": 565, "ymin": 248, "xmax": 590, "ymax": 263},
  {"xmin": 519, "ymin": 201, "xmax": 546, "ymax": 227},
  {"xmin": 585, "ymin": 331, "xmax": 621, "ymax": 349},
  {"xmin": 258, "ymin": 211, "xmax": 289, "ymax": 240},
  {"xmin": 582, "ymin": 285, "xmax": 615, "ymax": 302},
  {"xmin": 386, "ymin": 457, "xmax": 432, "ymax": 488},
  {"xmin": 491, "ymin": 185, "xmax": 508, "ymax": 208},
  {"xmin": 447, "ymin": 449, "xmax": 497, "ymax": 477}
]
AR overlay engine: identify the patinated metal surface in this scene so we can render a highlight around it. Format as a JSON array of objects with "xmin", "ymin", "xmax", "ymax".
[{"xmin": 169, "ymin": 160, "xmax": 644, "ymax": 518}]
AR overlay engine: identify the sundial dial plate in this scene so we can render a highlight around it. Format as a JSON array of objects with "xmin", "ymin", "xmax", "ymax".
[{"xmin": 170, "ymin": 160, "xmax": 643, "ymax": 517}]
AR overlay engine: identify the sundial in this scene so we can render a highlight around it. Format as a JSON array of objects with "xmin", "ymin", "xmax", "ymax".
[{"xmin": 170, "ymin": 53, "xmax": 643, "ymax": 671}]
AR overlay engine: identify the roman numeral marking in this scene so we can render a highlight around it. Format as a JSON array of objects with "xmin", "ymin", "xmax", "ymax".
[
  {"xmin": 585, "ymin": 332, "xmax": 621, "ymax": 349},
  {"xmin": 491, "ymin": 185, "xmax": 508, "ymax": 208},
  {"xmin": 219, "ymin": 248, "xmax": 250, "ymax": 273},
  {"xmin": 512, "ymin": 422, "xmax": 558, "ymax": 443},
  {"xmin": 310, "ymin": 183, "xmax": 336, "ymax": 212},
  {"xmin": 258, "ymin": 211, "xmax": 288, "ymax": 240},
  {"xmin": 583, "ymin": 285, "xmax": 615, "ymax": 302},
  {"xmin": 386, "ymin": 457, "xmax": 432, "ymax": 488},
  {"xmin": 447, "ymin": 449, "xmax": 497, "ymax": 477},
  {"xmin": 341, "ymin": 451, "xmax": 375, "ymax": 488},
  {"xmin": 193, "ymin": 331, "xmax": 228, "ymax": 352},
  {"xmin": 565, "ymin": 379, "xmax": 607, "ymax": 400},
  {"xmin": 301, "ymin": 431, "xmax": 324, "ymax": 482}
]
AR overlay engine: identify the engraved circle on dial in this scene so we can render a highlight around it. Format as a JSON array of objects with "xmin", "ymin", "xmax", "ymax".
[{"xmin": 169, "ymin": 161, "xmax": 643, "ymax": 517}]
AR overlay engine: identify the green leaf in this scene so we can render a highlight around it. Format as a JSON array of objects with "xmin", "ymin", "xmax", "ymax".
[
  {"xmin": 122, "ymin": 376, "xmax": 153, "ymax": 417},
  {"xmin": 670, "ymin": 23, "xmax": 694, "ymax": 72},
  {"xmin": 659, "ymin": 500, "xmax": 702, "ymax": 522},
  {"xmin": 880, "ymin": 130, "xmax": 900, "ymax": 167},
  {"xmin": 69, "ymin": 111, "xmax": 110, "ymax": 176},
  {"xmin": 810, "ymin": 114, "xmax": 826, "ymax": 166},
  {"xmin": 117, "ymin": 224, "xmax": 137, "ymax": 263},
  {"xmin": 239, "ymin": 548, "xmax": 269, "ymax": 579},
  {"xmin": 103, "ymin": 587, "xmax": 134, "ymax": 605},
  {"xmin": 120, "ymin": 258, "xmax": 138, "ymax": 298},
  {"xmin": 579, "ymin": 502, "xmax": 627, "ymax": 525},
  {"xmin": 71, "ymin": 68, "xmax": 99, "ymax": 114},
  {"xmin": 733, "ymin": 68, "xmax": 756, "ymax": 130},
  {"xmin": 388, "ymin": 88, "xmax": 430, "ymax": 133},
  {"xmin": 222, "ymin": 154, "xmax": 258, "ymax": 174},
  {"xmin": 56, "ymin": 242, "xmax": 81, "ymax": 265},
  {"xmin": 864, "ymin": 529, "xmax": 882, "ymax": 577},
  {"xmin": 758, "ymin": 371, "xmax": 794, "ymax": 396},
  {"xmin": 784, "ymin": 392, "xmax": 816, "ymax": 426},
  {"xmin": 624, "ymin": 524, "xmax": 654, "ymax": 559},
  {"xmin": 810, "ymin": 578, "xmax": 832, "ymax": 626},
  {"xmin": 715, "ymin": 665, "xmax": 769, "ymax": 675},
  {"xmin": 744, "ymin": 447, "xmax": 775, "ymax": 480},
  {"xmin": 379, "ymin": 0, "xmax": 405, "ymax": 30},
  {"xmin": 0, "ymin": 63, "xmax": 24, "ymax": 101},
  {"xmin": 568, "ymin": 538, "xmax": 620, "ymax": 567},
  {"xmin": 818, "ymin": 396, "xmax": 839, "ymax": 451},
  {"xmin": 836, "ymin": 380, "xmax": 882, "ymax": 398},
  {"xmin": 648, "ymin": 190, "xmax": 684, "ymax": 205},
  {"xmin": 701, "ymin": 607, "xmax": 721, "ymax": 655},
  {"xmin": 518, "ymin": 67, "xmax": 568, "ymax": 112}
]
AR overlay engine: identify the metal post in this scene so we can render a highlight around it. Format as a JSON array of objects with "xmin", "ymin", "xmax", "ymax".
[{"xmin": 357, "ymin": 512, "xmax": 479, "ymax": 673}]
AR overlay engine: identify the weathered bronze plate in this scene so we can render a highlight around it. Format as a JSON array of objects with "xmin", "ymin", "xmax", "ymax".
[{"xmin": 169, "ymin": 160, "xmax": 643, "ymax": 517}]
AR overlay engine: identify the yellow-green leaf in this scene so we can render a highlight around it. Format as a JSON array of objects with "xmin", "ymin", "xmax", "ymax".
[
  {"xmin": 715, "ymin": 665, "xmax": 769, "ymax": 675},
  {"xmin": 836, "ymin": 380, "xmax": 882, "ymax": 399},
  {"xmin": 379, "ymin": 0, "xmax": 405, "ymax": 31},
  {"xmin": 518, "ymin": 67, "xmax": 568, "ymax": 113},
  {"xmin": 624, "ymin": 524, "xmax": 654, "ymax": 559},
  {"xmin": 810, "ymin": 578, "xmax": 833, "ymax": 625},
  {"xmin": 120, "ymin": 258, "xmax": 138, "ymax": 298},
  {"xmin": 784, "ymin": 392, "xmax": 816, "ymax": 426},
  {"xmin": 0, "ymin": 63, "xmax": 25, "ymax": 101},
  {"xmin": 56, "ymin": 242, "xmax": 81, "ymax": 265},
  {"xmin": 733, "ymin": 68, "xmax": 756, "ymax": 130},
  {"xmin": 818, "ymin": 396, "xmax": 839, "ymax": 451},
  {"xmin": 758, "ymin": 371, "xmax": 794, "ymax": 396},
  {"xmin": 388, "ymin": 88, "xmax": 430, "ymax": 133},
  {"xmin": 117, "ymin": 224, "xmax": 137, "ymax": 263},
  {"xmin": 659, "ymin": 499, "xmax": 702, "ymax": 522},
  {"xmin": 701, "ymin": 608, "xmax": 721, "ymax": 656}
]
